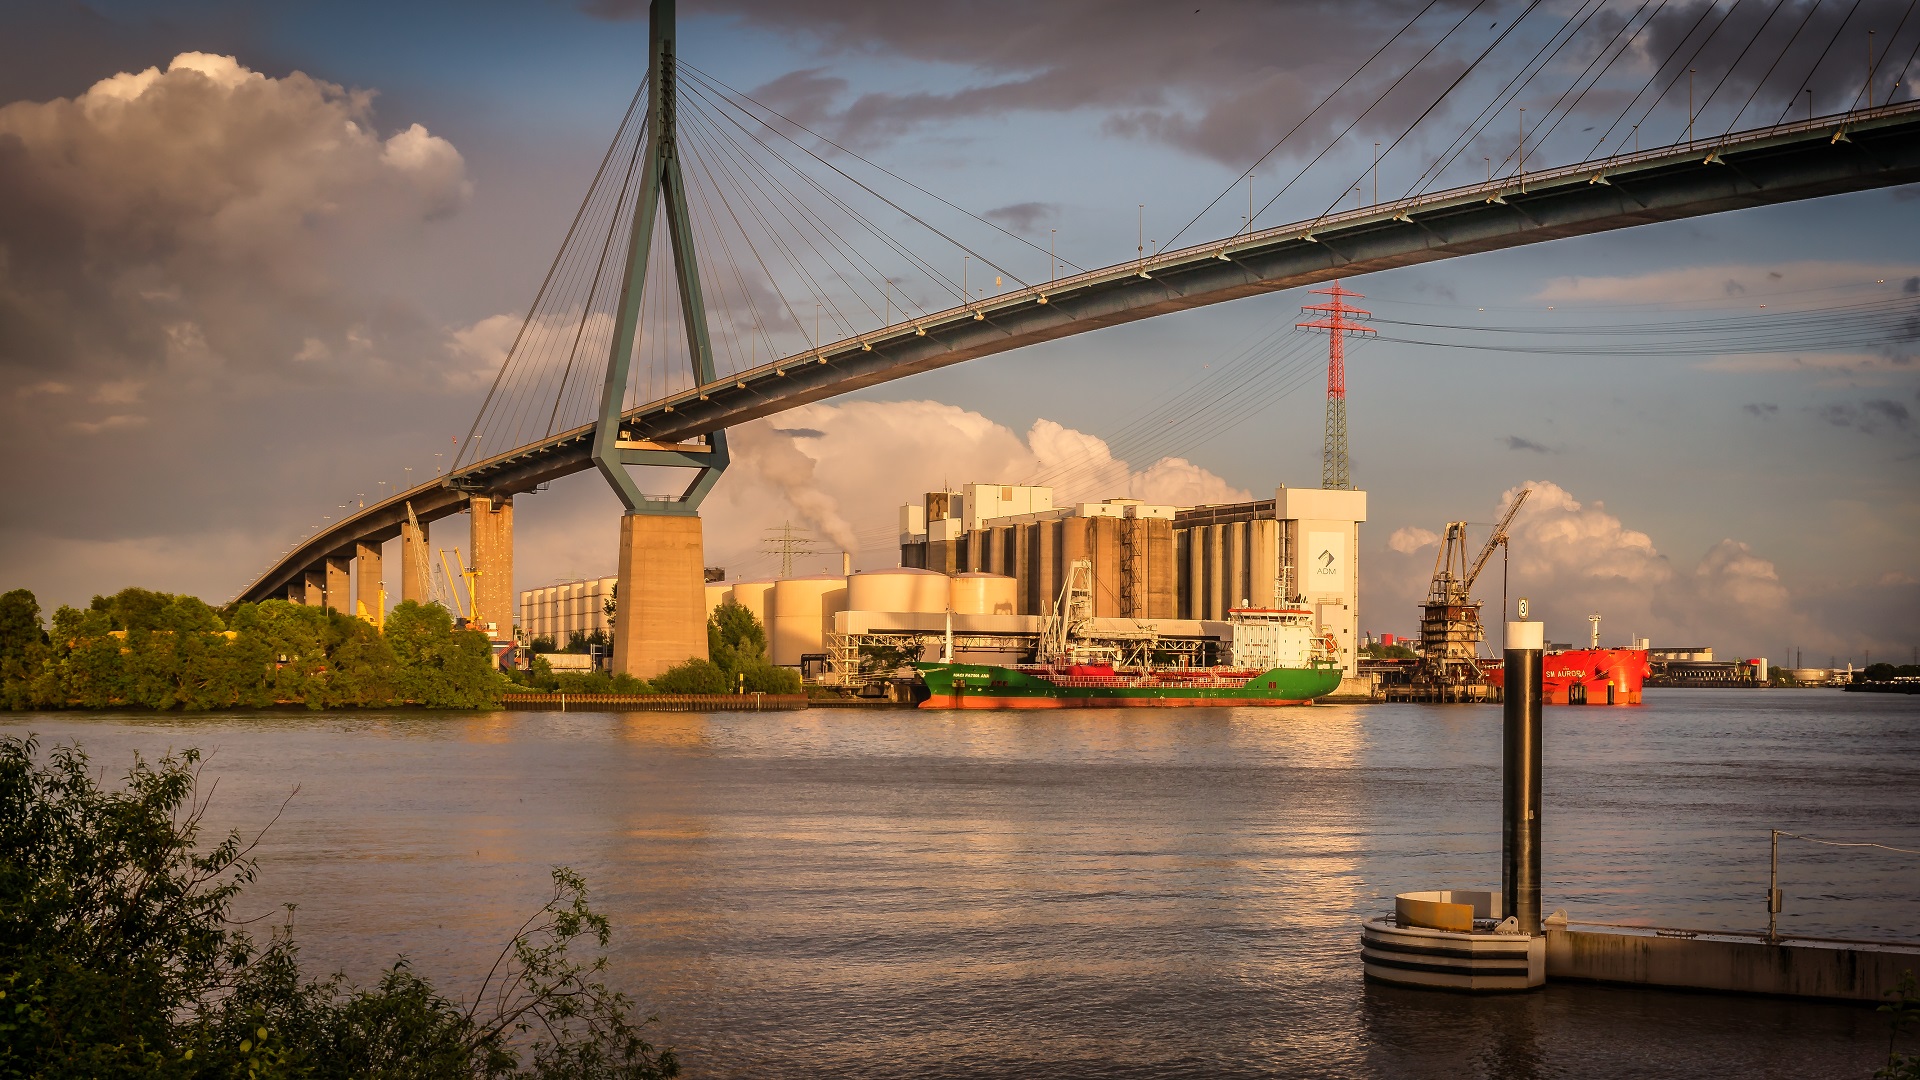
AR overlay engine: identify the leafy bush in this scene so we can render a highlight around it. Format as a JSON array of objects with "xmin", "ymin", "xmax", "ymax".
[
  {"xmin": 650, "ymin": 659, "xmax": 728, "ymax": 695},
  {"xmin": 0, "ymin": 735, "xmax": 677, "ymax": 1078},
  {"xmin": 733, "ymin": 659, "xmax": 801, "ymax": 694}
]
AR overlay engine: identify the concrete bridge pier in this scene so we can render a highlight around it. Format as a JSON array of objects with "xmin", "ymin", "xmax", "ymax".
[
  {"xmin": 400, "ymin": 518, "xmax": 430, "ymax": 604},
  {"xmin": 469, "ymin": 495, "xmax": 513, "ymax": 640},
  {"xmin": 299, "ymin": 565, "xmax": 325, "ymax": 605},
  {"xmin": 613, "ymin": 512, "xmax": 708, "ymax": 680},
  {"xmin": 323, "ymin": 555, "xmax": 351, "ymax": 614},
  {"xmin": 355, "ymin": 540, "xmax": 383, "ymax": 623}
]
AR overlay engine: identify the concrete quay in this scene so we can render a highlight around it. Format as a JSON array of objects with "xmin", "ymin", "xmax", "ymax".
[{"xmin": 1546, "ymin": 920, "xmax": 1920, "ymax": 1003}]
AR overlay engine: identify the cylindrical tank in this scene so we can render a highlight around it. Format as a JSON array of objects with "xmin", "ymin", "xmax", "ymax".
[
  {"xmin": 771, "ymin": 575, "xmax": 848, "ymax": 667},
  {"xmin": 848, "ymin": 567, "xmax": 950, "ymax": 614},
  {"xmin": 726, "ymin": 580, "xmax": 776, "ymax": 633},
  {"xmin": 704, "ymin": 583, "xmax": 731, "ymax": 618},
  {"xmin": 950, "ymin": 572, "xmax": 1018, "ymax": 616}
]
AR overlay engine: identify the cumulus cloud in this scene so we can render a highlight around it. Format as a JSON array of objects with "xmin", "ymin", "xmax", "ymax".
[
  {"xmin": 686, "ymin": 400, "xmax": 1249, "ymax": 575},
  {"xmin": 1369, "ymin": 480, "xmax": 1844, "ymax": 657},
  {"xmin": 0, "ymin": 52, "xmax": 481, "ymax": 609},
  {"xmin": 1388, "ymin": 526, "xmax": 1439, "ymax": 554},
  {"xmin": 0, "ymin": 51, "xmax": 472, "ymax": 403}
]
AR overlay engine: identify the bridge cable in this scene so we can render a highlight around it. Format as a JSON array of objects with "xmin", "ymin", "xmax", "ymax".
[
  {"xmin": 1161, "ymin": 0, "xmax": 1449, "ymax": 251},
  {"xmin": 682, "ymin": 93, "xmax": 932, "ymax": 337},
  {"xmin": 1773, "ymin": 0, "xmax": 1870, "ymax": 123},
  {"xmin": 547, "ymin": 108, "xmax": 651, "ymax": 439},
  {"xmin": 683, "ymin": 63, "xmax": 1087, "ymax": 276},
  {"xmin": 1585, "ymin": 0, "xmax": 1732, "ymax": 157},
  {"xmin": 482, "ymin": 92, "xmax": 648, "ymax": 458},
  {"xmin": 1241, "ymin": 0, "xmax": 1502, "ymax": 236},
  {"xmin": 1677, "ymin": 0, "xmax": 1803, "ymax": 148},
  {"xmin": 1842, "ymin": 0, "xmax": 1919, "ymax": 113},
  {"xmin": 682, "ymin": 70, "xmax": 1031, "ymax": 296},
  {"xmin": 679, "ymin": 103, "xmax": 872, "ymax": 352},
  {"xmin": 1526, "ymin": 0, "xmax": 1674, "ymax": 163},
  {"xmin": 1397, "ymin": 0, "xmax": 1616, "ymax": 204},
  {"xmin": 1304, "ymin": 0, "xmax": 1547, "ymax": 226},
  {"xmin": 683, "ymin": 81, "xmax": 976, "ymax": 321},
  {"xmin": 1719, "ymin": 0, "xmax": 1834, "ymax": 136},
  {"xmin": 456, "ymin": 83, "xmax": 648, "ymax": 469}
]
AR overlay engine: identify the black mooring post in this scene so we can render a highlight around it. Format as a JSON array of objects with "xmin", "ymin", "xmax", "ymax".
[{"xmin": 1503, "ymin": 618, "xmax": 1544, "ymax": 933}]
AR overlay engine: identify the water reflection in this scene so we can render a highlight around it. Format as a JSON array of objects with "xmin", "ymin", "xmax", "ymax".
[{"xmin": 5, "ymin": 690, "xmax": 1914, "ymax": 1077}]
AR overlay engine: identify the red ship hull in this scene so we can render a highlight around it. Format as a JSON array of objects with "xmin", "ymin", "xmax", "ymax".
[{"xmin": 1485, "ymin": 648, "xmax": 1648, "ymax": 705}]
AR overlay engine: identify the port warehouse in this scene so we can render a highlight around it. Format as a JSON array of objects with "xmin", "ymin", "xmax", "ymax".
[{"xmin": 520, "ymin": 482, "xmax": 1366, "ymax": 684}]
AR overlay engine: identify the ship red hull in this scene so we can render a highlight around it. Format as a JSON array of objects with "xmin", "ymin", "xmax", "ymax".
[{"xmin": 1485, "ymin": 648, "xmax": 1649, "ymax": 705}]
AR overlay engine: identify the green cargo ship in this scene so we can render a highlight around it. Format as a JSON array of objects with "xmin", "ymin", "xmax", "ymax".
[
  {"xmin": 917, "ymin": 659, "xmax": 1343, "ymax": 709},
  {"xmin": 916, "ymin": 604, "xmax": 1344, "ymax": 709}
]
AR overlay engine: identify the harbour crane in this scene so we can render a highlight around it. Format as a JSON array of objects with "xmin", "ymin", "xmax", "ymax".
[{"xmin": 1415, "ymin": 488, "xmax": 1530, "ymax": 701}]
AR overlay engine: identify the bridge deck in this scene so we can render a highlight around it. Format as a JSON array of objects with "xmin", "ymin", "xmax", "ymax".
[{"xmin": 238, "ymin": 103, "xmax": 1920, "ymax": 604}]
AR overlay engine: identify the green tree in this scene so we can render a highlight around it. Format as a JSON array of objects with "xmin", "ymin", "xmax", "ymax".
[
  {"xmin": 652, "ymin": 659, "xmax": 728, "ymax": 695},
  {"xmin": 700, "ymin": 599, "xmax": 796, "ymax": 692},
  {"xmin": 385, "ymin": 601, "xmax": 506, "ymax": 708},
  {"xmin": 0, "ymin": 735, "xmax": 678, "ymax": 1078},
  {"xmin": 0, "ymin": 590, "xmax": 48, "ymax": 709},
  {"xmin": 0, "ymin": 589, "xmax": 45, "ymax": 663}
]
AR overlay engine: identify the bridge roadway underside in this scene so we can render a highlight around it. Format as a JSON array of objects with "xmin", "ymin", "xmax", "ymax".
[{"xmin": 240, "ymin": 107, "xmax": 1920, "ymax": 605}]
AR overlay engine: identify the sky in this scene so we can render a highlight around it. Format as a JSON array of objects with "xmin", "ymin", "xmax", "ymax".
[{"xmin": 1, "ymin": 0, "xmax": 1916, "ymax": 665}]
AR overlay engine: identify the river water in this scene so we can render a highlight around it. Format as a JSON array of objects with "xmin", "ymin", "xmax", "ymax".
[{"xmin": 8, "ymin": 689, "xmax": 1918, "ymax": 1078}]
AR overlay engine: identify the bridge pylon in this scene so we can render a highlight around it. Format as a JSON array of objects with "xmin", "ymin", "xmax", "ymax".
[{"xmin": 592, "ymin": 0, "xmax": 728, "ymax": 679}]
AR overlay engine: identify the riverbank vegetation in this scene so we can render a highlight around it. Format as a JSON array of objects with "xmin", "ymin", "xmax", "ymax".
[
  {"xmin": 0, "ymin": 588, "xmax": 505, "ymax": 710},
  {"xmin": 0, "ymin": 587, "xmax": 800, "ymax": 710},
  {"xmin": 0, "ymin": 735, "xmax": 677, "ymax": 1078},
  {"xmin": 509, "ymin": 599, "xmax": 798, "ymax": 697}
]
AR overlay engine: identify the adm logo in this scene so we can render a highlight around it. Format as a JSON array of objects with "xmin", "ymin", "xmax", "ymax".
[{"xmin": 1315, "ymin": 547, "xmax": 1337, "ymax": 575}]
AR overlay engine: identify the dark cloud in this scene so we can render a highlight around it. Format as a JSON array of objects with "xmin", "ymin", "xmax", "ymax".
[
  {"xmin": 1817, "ymin": 398, "xmax": 1912, "ymax": 434},
  {"xmin": 620, "ymin": 0, "xmax": 1468, "ymax": 162},
  {"xmin": 583, "ymin": 0, "xmax": 1918, "ymax": 170},
  {"xmin": 1905, "ymin": 276, "xmax": 1919, "ymax": 295},
  {"xmin": 1742, "ymin": 403, "xmax": 1778, "ymax": 417},
  {"xmin": 771, "ymin": 427, "xmax": 826, "ymax": 438},
  {"xmin": 1504, "ymin": 435, "xmax": 1554, "ymax": 453},
  {"xmin": 982, "ymin": 201, "xmax": 1057, "ymax": 232}
]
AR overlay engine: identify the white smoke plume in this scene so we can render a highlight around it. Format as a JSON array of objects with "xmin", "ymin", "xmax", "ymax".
[{"xmin": 681, "ymin": 400, "xmax": 1251, "ymax": 577}]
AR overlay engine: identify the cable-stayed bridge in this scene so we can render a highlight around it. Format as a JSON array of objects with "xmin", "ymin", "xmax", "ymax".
[{"xmin": 236, "ymin": 0, "xmax": 1920, "ymax": 676}]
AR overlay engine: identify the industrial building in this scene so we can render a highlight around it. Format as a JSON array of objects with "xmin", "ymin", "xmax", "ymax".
[
  {"xmin": 518, "ymin": 576, "xmax": 617, "ymax": 643},
  {"xmin": 516, "ymin": 481, "xmax": 1367, "ymax": 689},
  {"xmin": 898, "ymin": 482, "xmax": 1365, "ymax": 676}
]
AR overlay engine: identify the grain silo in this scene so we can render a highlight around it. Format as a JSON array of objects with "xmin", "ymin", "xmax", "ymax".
[
  {"xmin": 950, "ymin": 572, "xmax": 1018, "ymax": 615},
  {"xmin": 848, "ymin": 567, "xmax": 950, "ymax": 614},
  {"xmin": 771, "ymin": 575, "xmax": 848, "ymax": 666},
  {"xmin": 727, "ymin": 580, "xmax": 777, "ymax": 633}
]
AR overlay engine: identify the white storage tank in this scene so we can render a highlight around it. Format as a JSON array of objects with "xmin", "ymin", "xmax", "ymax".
[
  {"xmin": 950, "ymin": 572, "xmax": 1018, "ymax": 615},
  {"xmin": 771, "ymin": 575, "xmax": 848, "ymax": 667},
  {"xmin": 848, "ymin": 567, "xmax": 950, "ymax": 614},
  {"xmin": 704, "ymin": 583, "xmax": 731, "ymax": 618},
  {"xmin": 727, "ymin": 580, "xmax": 776, "ymax": 633}
]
